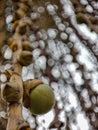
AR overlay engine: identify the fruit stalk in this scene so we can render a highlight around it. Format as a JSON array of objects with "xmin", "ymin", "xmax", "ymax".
[
  {"xmin": 1, "ymin": 1, "xmax": 32, "ymax": 130},
  {"xmin": 0, "ymin": 1, "xmax": 8, "ymax": 130}
]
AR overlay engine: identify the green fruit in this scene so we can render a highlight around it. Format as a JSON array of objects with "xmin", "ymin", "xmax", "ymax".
[
  {"xmin": 76, "ymin": 13, "xmax": 87, "ymax": 24},
  {"xmin": 30, "ymin": 84, "xmax": 55, "ymax": 115},
  {"xmin": 18, "ymin": 51, "xmax": 33, "ymax": 66},
  {"xmin": 22, "ymin": 41, "xmax": 33, "ymax": 51}
]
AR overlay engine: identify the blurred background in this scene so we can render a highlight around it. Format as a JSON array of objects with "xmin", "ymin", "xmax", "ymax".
[{"xmin": 0, "ymin": 0, "xmax": 98, "ymax": 130}]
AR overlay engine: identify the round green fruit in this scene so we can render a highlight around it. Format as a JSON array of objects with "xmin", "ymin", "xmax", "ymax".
[
  {"xmin": 30, "ymin": 84, "xmax": 55, "ymax": 115},
  {"xmin": 18, "ymin": 51, "xmax": 33, "ymax": 66}
]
